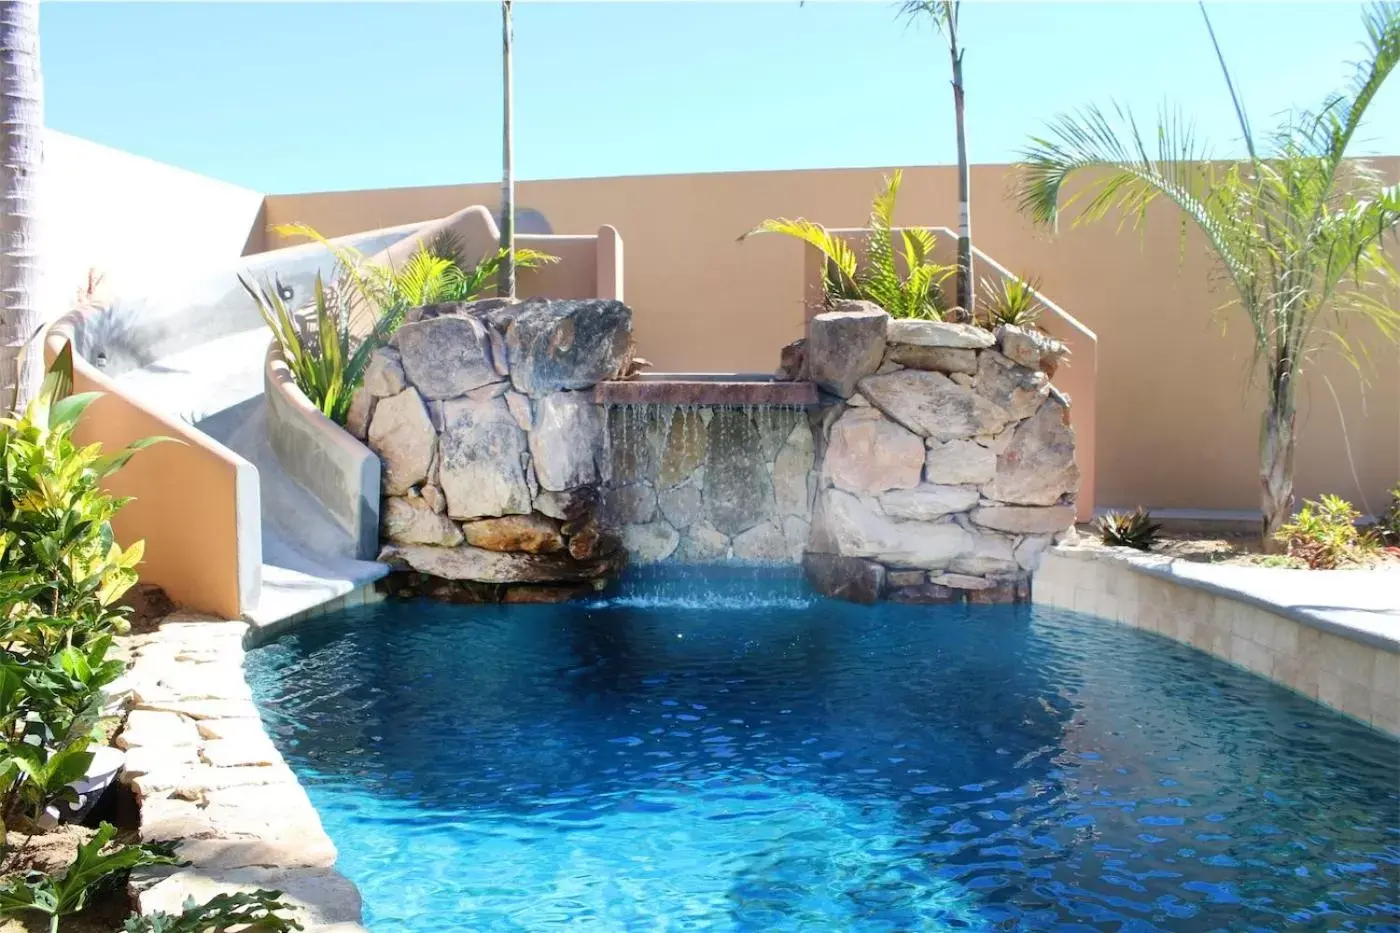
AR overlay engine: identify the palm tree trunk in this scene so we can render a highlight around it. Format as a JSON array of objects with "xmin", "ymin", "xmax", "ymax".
[
  {"xmin": 0, "ymin": 0, "xmax": 42, "ymax": 414},
  {"xmin": 1259, "ymin": 372, "xmax": 1297, "ymax": 552},
  {"xmin": 498, "ymin": 0, "xmax": 516, "ymax": 300},
  {"xmin": 947, "ymin": 2, "xmax": 972, "ymax": 319}
]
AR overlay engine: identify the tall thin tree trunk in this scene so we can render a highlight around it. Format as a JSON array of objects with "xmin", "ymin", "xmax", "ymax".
[
  {"xmin": 498, "ymin": 0, "xmax": 516, "ymax": 299},
  {"xmin": 0, "ymin": 0, "xmax": 42, "ymax": 414},
  {"xmin": 1259, "ymin": 375, "xmax": 1297, "ymax": 552},
  {"xmin": 947, "ymin": 2, "xmax": 973, "ymax": 320}
]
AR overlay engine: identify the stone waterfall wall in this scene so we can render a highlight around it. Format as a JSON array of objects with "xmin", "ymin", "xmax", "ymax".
[
  {"xmin": 604, "ymin": 405, "xmax": 815, "ymax": 564},
  {"xmin": 802, "ymin": 301, "xmax": 1079, "ymax": 604},
  {"xmin": 352, "ymin": 297, "xmax": 635, "ymax": 602}
]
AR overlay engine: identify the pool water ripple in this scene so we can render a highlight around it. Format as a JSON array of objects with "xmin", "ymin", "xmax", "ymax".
[{"xmin": 247, "ymin": 570, "xmax": 1399, "ymax": 932}]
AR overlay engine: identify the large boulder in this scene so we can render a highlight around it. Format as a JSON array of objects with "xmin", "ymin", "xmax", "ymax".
[
  {"xmin": 462, "ymin": 514, "xmax": 565, "ymax": 553},
  {"xmin": 803, "ymin": 553, "xmax": 886, "ymax": 604},
  {"xmin": 363, "ymin": 347, "xmax": 407, "ymax": 398},
  {"xmin": 621, "ymin": 522, "xmax": 680, "ymax": 564},
  {"xmin": 392, "ymin": 315, "xmax": 499, "ymax": 400},
  {"xmin": 971, "ymin": 505, "xmax": 1076, "ymax": 534},
  {"xmin": 438, "ymin": 396, "xmax": 532, "ymax": 519},
  {"xmin": 772, "ymin": 422, "xmax": 815, "ymax": 516},
  {"xmin": 975, "ymin": 350, "xmax": 1049, "ymax": 422},
  {"xmin": 884, "ymin": 344, "xmax": 978, "ymax": 375},
  {"xmin": 506, "ymin": 298, "xmax": 634, "ymax": 396},
  {"xmin": 878, "ymin": 484, "xmax": 979, "ymax": 521},
  {"xmin": 704, "ymin": 409, "xmax": 775, "ymax": 535},
  {"xmin": 858, "ymin": 370, "xmax": 1012, "ymax": 441},
  {"xmin": 658, "ymin": 480, "xmax": 703, "ymax": 529},
  {"xmin": 887, "ymin": 319, "xmax": 994, "ymax": 349},
  {"xmin": 366, "ymin": 387, "xmax": 435, "ymax": 496},
  {"xmin": 732, "ymin": 521, "xmax": 788, "ymax": 563},
  {"xmin": 381, "ymin": 543, "xmax": 614, "ymax": 583},
  {"xmin": 606, "ymin": 483, "xmax": 658, "ymax": 525},
  {"xmin": 924, "ymin": 438, "xmax": 997, "ymax": 485},
  {"xmin": 982, "ymin": 399, "xmax": 1080, "ymax": 506},
  {"xmin": 948, "ymin": 531, "xmax": 1020, "ymax": 576},
  {"xmin": 806, "ymin": 301, "xmax": 888, "ymax": 399},
  {"xmin": 996, "ymin": 324, "xmax": 1070, "ymax": 375},
  {"xmin": 812, "ymin": 489, "xmax": 970, "ymax": 569},
  {"xmin": 822, "ymin": 408, "xmax": 923, "ymax": 495},
  {"xmin": 530, "ymin": 392, "xmax": 605, "ymax": 491},
  {"xmin": 676, "ymin": 523, "xmax": 730, "ymax": 562},
  {"xmin": 381, "ymin": 497, "xmax": 463, "ymax": 547}
]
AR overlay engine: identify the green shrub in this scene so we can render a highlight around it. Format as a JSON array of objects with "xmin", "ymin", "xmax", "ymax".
[
  {"xmin": 0, "ymin": 823, "xmax": 179, "ymax": 933},
  {"xmin": 1274, "ymin": 495, "xmax": 1380, "ymax": 569},
  {"xmin": 1095, "ymin": 507, "xmax": 1161, "ymax": 551},
  {"xmin": 742, "ymin": 170, "xmax": 955, "ymax": 320},
  {"xmin": 979, "ymin": 274, "xmax": 1044, "ymax": 329},
  {"xmin": 242, "ymin": 273, "xmax": 384, "ymax": 426},
  {"xmin": 1380, "ymin": 484, "xmax": 1399, "ymax": 545},
  {"xmin": 123, "ymin": 890, "xmax": 303, "ymax": 933},
  {"xmin": 0, "ymin": 346, "xmax": 159, "ymax": 829}
]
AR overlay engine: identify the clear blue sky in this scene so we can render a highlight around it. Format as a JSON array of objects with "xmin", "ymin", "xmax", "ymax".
[{"xmin": 41, "ymin": 2, "xmax": 1400, "ymax": 194}]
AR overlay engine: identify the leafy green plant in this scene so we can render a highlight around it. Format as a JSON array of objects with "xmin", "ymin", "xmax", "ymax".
[
  {"xmin": 1095, "ymin": 507, "xmax": 1162, "ymax": 551},
  {"xmin": 0, "ymin": 346, "xmax": 157, "ymax": 829},
  {"xmin": 978, "ymin": 274, "xmax": 1044, "ymax": 329},
  {"xmin": 241, "ymin": 272, "xmax": 387, "ymax": 427},
  {"xmin": 1275, "ymin": 495, "xmax": 1381, "ymax": 569},
  {"xmin": 274, "ymin": 223, "xmax": 557, "ymax": 336},
  {"xmin": 123, "ymin": 890, "xmax": 303, "ymax": 933},
  {"xmin": 0, "ymin": 823, "xmax": 179, "ymax": 933},
  {"xmin": 1016, "ymin": 3, "xmax": 1400, "ymax": 550},
  {"xmin": 742, "ymin": 170, "xmax": 955, "ymax": 319},
  {"xmin": 1379, "ymin": 484, "xmax": 1399, "ymax": 545}
]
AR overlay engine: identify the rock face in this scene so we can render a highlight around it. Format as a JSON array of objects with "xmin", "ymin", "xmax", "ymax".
[
  {"xmin": 858, "ymin": 370, "xmax": 1012, "ymax": 441},
  {"xmin": 392, "ymin": 316, "xmax": 499, "ymax": 400},
  {"xmin": 704, "ymin": 409, "xmax": 776, "ymax": 536},
  {"xmin": 983, "ymin": 399, "xmax": 1080, "ymax": 506},
  {"xmin": 371, "ymin": 299, "xmax": 634, "ymax": 602},
  {"xmin": 530, "ymin": 392, "xmax": 604, "ymax": 491},
  {"xmin": 806, "ymin": 302, "xmax": 888, "ymax": 398},
  {"xmin": 366, "ymin": 388, "xmax": 435, "ymax": 496},
  {"xmin": 803, "ymin": 305, "xmax": 1079, "ymax": 603},
  {"xmin": 506, "ymin": 298, "xmax": 634, "ymax": 396},
  {"xmin": 438, "ymin": 396, "xmax": 532, "ymax": 519},
  {"xmin": 823, "ymin": 408, "xmax": 923, "ymax": 494}
]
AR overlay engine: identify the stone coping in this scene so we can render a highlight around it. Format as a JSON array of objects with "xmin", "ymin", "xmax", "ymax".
[
  {"xmin": 114, "ymin": 612, "xmax": 367, "ymax": 932},
  {"xmin": 592, "ymin": 375, "xmax": 820, "ymax": 407},
  {"xmin": 1049, "ymin": 544, "xmax": 1400, "ymax": 653}
]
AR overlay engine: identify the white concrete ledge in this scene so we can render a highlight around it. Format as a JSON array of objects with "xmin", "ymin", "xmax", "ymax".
[{"xmin": 1034, "ymin": 545, "xmax": 1399, "ymax": 736}]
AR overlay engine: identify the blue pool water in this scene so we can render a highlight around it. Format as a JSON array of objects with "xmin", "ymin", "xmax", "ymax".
[{"xmin": 246, "ymin": 568, "xmax": 1399, "ymax": 932}]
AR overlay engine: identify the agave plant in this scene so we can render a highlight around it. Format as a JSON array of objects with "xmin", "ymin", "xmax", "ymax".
[
  {"xmin": 979, "ymin": 274, "xmax": 1044, "ymax": 329},
  {"xmin": 742, "ymin": 170, "xmax": 954, "ymax": 319},
  {"xmin": 1016, "ymin": 3, "xmax": 1400, "ymax": 549},
  {"xmin": 1095, "ymin": 507, "xmax": 1162, "ymax": 551},
  {"xmin": 274, "ymin": 223, "xmax": 556, "ymax": 336},
  {"xmin": 241, "ymin": 272, "xmax": 382, "ymax": 426}
]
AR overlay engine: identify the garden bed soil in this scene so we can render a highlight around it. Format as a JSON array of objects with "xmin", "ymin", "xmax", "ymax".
[
  {"xmin": 0, "ymin": 825, "xmax": 136, "ymax": 933},
  {"xmin": 1075, "ymin": 523, "xmax": 1400, "ymax": 569}
]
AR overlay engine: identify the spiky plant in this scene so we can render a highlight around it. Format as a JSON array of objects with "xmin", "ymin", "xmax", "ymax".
[
  {"xmin": 741, "ymin": 170, "xmax": 954, "ymax": 319},
  {"xmin": 979, "ymin": 274, "xmax": 1044, "ymax": 329},
  {"xmin": 1015, "ymin": 3, "xmax": 1400, "ymax": 550},
  {"xmin": 1274, "ymin": 494, "xmax": 1380, "ymax": 569},
  {"xmin": 1095, "ymin": 507, "xmax": 1162, "ymax": 551}
]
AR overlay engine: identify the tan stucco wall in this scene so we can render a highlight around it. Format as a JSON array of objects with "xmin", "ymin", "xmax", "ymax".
[{"xmin": 264, "ymin": 162, "xmax": 1400, "ymax": 515}]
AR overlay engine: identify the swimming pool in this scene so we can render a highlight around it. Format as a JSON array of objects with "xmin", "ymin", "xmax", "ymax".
[{"xmin": 247, "ymin": 568, "xmax": 1399, "ymax": 932}]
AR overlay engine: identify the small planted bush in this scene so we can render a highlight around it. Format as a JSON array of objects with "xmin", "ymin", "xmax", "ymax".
[
  {"xmin": 742, "ymin": 170, "xmax": 955, "ymax": 320},
  {"xmin": 1095, "ymin": 507, "xmax": 1161, "ymax": 551},
  {"xmin": 979, "ymin": 274, "xmax": 1044, "ymax": 329},
  {"xmin": 1275, "ymin": 495, "xmax": 1381, "ymax": 569},
  {"xmin": 1380, "ymin": 484, "xmax": 1399, "ymax": 545},
  {"xmin": 123, "ymin": 889, "xmax": 303, "ymax": 933}
]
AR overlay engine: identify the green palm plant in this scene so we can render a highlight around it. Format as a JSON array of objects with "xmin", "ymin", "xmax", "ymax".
[
  {"xmin": 742, "ymin": 170, "xmax": 954, "ymax": 319},
  {"xmin": 1015, "ymin": 2, "xmax": 1400, "ymax": 550},
  {"xmin": 241, "ymin": 272, "xmax": 383, "ymax": 426}
]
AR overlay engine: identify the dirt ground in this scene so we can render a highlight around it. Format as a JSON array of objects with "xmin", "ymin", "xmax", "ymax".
[
  {"xmin": 0, "ymin": 826, "xmax": 141, "ymax": 933},
  {"xmin": 1075, "ymin": 523, "xmax": 1400, "ymax": 569}
]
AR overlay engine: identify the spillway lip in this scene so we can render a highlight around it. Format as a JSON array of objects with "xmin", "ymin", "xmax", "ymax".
[{"xmin": 592, "ymin": 374, "xmax": 820, "ymax": 407}]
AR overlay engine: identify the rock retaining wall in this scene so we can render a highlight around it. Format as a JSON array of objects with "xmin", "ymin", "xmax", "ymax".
[
  {"xmin": 802, "ymin": 301, "xmax": 1079, "ymax": 604},
  {"xmin": 354, "ymin": 297, "xmax": 635, "ymax": 602},
  {"xmin": 605, "ymin": 405, "xmax": 815, "ymax": 564}
]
